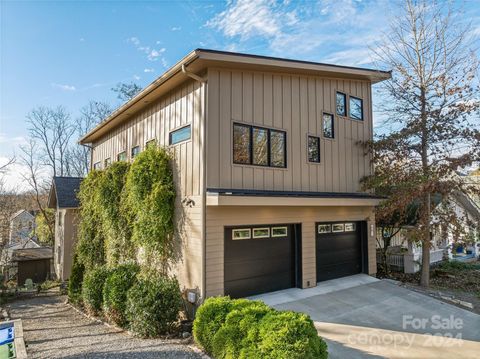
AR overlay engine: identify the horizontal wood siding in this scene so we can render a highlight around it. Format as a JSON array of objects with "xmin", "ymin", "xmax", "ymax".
[
  {"xmin": 91, "ymin": 80, "xmax": 205, "ymax": 293},
  {"xmin": 205, "ymin": 206, "xmax": 376, "ymax": 297},
  {"xmin": 206, "ymin": 68, "xmax": 373, "ymax": 193}
]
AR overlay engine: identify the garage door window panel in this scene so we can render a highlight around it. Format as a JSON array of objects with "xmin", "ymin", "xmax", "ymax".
[
  {"xmin": 272, "ymin": 226, "xmax": 288, "ymax": 237},
  {"xmin": 253, "ymin": 228, "xmax": 270, "ymax": 239},
  {"xmin": 332, "ymin": 223, "xmax": 345, "ymax": 232},
  {"xmin": 232, "ymin": 229, "xmax": 251, "ymax": 240}
]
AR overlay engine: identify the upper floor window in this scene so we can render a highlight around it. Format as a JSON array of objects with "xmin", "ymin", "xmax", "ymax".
[
  {"xmin": 131, "ymin": 145, "xmax": 141, "ymax": 158},
  {"xmin": 104, "ymin": 158, "xmax": 111, "ymax": 168},
  {"xmin": 117, "ymin": 151, "xmax": 127, "ymax": 162},
  {"xmin": 93, "ymin": 162, "xmax": 102, "ymax": 170},
  {"xmin": 233, "ymin": 123, "xmax": 286, "ymax": 168},
  {"xmin": 336, "ymin": 92, "xmax": 347, "ymax": 117},
  {"xmin": 308, "ymin": 135, "xmax": 320, "ymax": 163},
  {"xmin": 169, "ymin": 125, "xmax": 191, "ymax": 145},
  {"xmin": 146, "ymin": 139, "xmax": 157, "ymax": 148},
  {"xmin": 323, "ymin": 113, "xmax": 334, "ymax": 138},
  {"xmin": 349, "ymin": 96, "xmax": 363, "ymax": 120}
]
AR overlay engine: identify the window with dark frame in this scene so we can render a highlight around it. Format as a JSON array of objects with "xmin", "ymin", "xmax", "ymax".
[
  {"xmin": 131, "ymin": 145, "xmax": 140, "ymax": 158},
  {"xmin": 104, "ymin": 158, "xmax": 111, "ymax": 168},
  {"xmin": 308, "ymin": 135, "xmax": 320, "ymax": 163},
  {"xmin": 336, "ymin": 92, "xmax": 347, "ymax": 116},
  {"xmin": 349, "ymin": 96, "xmax": 363, "ymax": 120},
  {"xmin": 93, "ymin": 162, "xmax": 101, "ymax": 170},
  {"xmin": 323, "ymin": 113, "xmax": 334, "ymax": 138},
  {"xmin": 117, "ymin": 151, "xmax": 127, "ymax": 162},
  {"xmin": 169, "ymin": 125, "xmax": 191, "ymax": 145},
  {"xmin": 233, "ymin": 123, "xmax": 286, "ymax": 168}
]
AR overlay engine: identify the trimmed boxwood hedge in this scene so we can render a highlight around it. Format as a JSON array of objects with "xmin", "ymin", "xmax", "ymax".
[
  {"xmin": 103, "ymin": 263, "xmax": 139, "ymax": 327},
  {"xmin": 193, "ymin": 297, "xmax": 328, "ymax": 359},
  {"xmin": 126, "ymin": 276, "xmax": 182, "ymax": 337},
  {"xmin": 82, "ymin": 266, "xmax": 110, "ymax": 315}
]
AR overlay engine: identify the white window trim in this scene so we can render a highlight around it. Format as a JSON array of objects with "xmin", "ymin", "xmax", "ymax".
[
  {"xmin": 271, "ymin": 226, "xmax": 288, "ymax": 238},
  {"xmin": 253, "ymin": 227, "xmax": 270, "ymax": 239},
  {"xmin": 332, "ymin": 224, "xmax": 345, "ymax": 233},
  {"xmin": 318, "ymin": 224, "xmax": 331, "ymax": 234},
  {"xmin": 232, "ymin": 228, "xmax": 251, "ymax": 240}
]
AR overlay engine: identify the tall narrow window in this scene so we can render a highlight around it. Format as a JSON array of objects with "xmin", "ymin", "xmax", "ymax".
[
  {"xmin": 93, "ymin": 162, "xmax": 101, "ymax": 170},
  {"xmin": 104, "ymin": 158, "xmax": 111, "ymax": 168},
  {"xmin": 252, "ymin": 127, "xmax": 268, "ymax": 166},
  {"xmin": 233, "ymin": 124, "xmax": 251, "ymax": 164},
  {"xmin": 336, "ymin": 92, "xmax": 347, "ymax": 116},
  {"xmin": 323, "ymin": 113, "xmax": 334, "ymax": 138},
  {"xmin": 308, "ymin": 136, "xmax": 320, "ymax": 163},
  {"xmin": 349, "ymin": 96, "xmax": 363, "ymax": 120},
  {"xmin": 131, "ymin": 145, "xmax": 140, "ymax": 158},
  {"xmin": 169, "ymin": 125, "xmax": 191, "ymax": 145},
  {"xmin": 117, "ymin": 151, "xmax": 127, "ymax": 162},
  {"xmin": 270, "ymin": 130, "xmax": 286, "ymax": 167}
]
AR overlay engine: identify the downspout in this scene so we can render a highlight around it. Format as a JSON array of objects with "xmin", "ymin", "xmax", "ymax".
[{"xmin": 182, "ymin": 64, "xmax": 207, "ymax": 301}]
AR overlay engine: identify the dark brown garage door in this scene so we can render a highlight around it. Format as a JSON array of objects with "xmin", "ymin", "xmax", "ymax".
[
  {"xmin": 224, "ymin": 224, "xmax": 296, "ymax": 298},
  {"xmin": 316, "ymin": 222, "xmax": 365, "ymax": 282}
]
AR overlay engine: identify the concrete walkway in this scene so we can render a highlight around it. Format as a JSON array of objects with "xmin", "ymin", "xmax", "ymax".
[
  {"xmin": 254, "ymin": 276, "xmax": 480, "ymax": 359},
  {"xmin": 7, "ymin": 294, "xmax": 205, "ymax": 359}
]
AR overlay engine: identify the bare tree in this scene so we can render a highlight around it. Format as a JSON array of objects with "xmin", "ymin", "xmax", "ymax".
[
  {"xmin": 112, "ymin": 82, "xmax": 142, "ymax": 102},
  {"xmin": 364, "ymin": 0, "xmax": 480, "ymax": 286},
  {"xmin": 66, "ymin": 101, "xmax": 112, "ymax": 176},
  {"xmin": 27, "ymin": 106, "xmax": 75, "ymax": 177},
  {"xmin": 19, "ymin": 140, "xmax": 54, "ymax": 241}
]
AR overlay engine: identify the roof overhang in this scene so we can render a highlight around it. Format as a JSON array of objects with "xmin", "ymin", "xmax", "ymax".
[
  {"xmin": 206, "ymin": 189, "xmax": 383, "ymax": 207},
  {"xmin": 79, "ymin": 49, "xmax": 391, "ymax": 144}
]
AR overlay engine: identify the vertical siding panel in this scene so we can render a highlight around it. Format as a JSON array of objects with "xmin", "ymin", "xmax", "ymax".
[
  {"xmin": 207, "ymin": 69, "xmax": 220, "ymax": 188},
  {"xmin": 307, "ymin": 78, "xmax": 317, "ymax": 191},
  {"xmin": 242, "ymin": 72, "xmax": 254, "ymax": 189},
  {"xmin": 316, "ymin": 78, "xmax": 326, "ymax": 191},
  {"xmin": 273, "ymin": 75, "xmax": 283, "ymax": 190},
  {"xmin": 299, "ymin": 77, "xmax": 309, "ymax": 191},
  {"xmin": 325, "ymin": 79, "xmax": 334, "ymax": 191},
  {"xmin": 264, "ymin": 73, "xmax": 274, "ymax": 189},
  {"xmin": 219, "ymin": 70, "xmax": 232, "ymax": 188},
  {"xmin": 231, "ymin": 71, "xmax": 243, "ymax": 189},
  {"xmin": 291, "ymin": 76, "xmax": 301, "ymax": 191},
  {"xmin": 282, "ymin": 76, "xmax": 293, "ymax": 191},
  {"xmin": 253, "ymin": 72, "xmax": 264, "ymax": 189}
]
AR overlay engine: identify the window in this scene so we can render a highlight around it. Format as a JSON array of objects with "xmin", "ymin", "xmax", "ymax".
[
  {"xmin": 332, "ymin": 223, "xmax": 345, "ymax": 232},
  {"xmin": 233, "ymin": 123, "xmax": 286, "ymax": 168},
  {"xmin": 270, "ymin": 130, "xmax": 286, "ymax": 167},
  {"xmin": 117, "ymin": 151, "xmax": 127, "ymax": 162},
  {"xmin": 93, "ymin": 162, "xmax": 101, "ymax": 170},
  {"xmin": 253, "ymin": 228, "xmax": 270, "ymax": 239},
  {"xmin": 169, "ymin": 125, "xmax": 191, "ymax": 145},
  {"xmin": 349, "ymin": 96, "xmax": 363, "ymax": 120},
  {"xmin": 318, "ymin": 224, "xmax": 331, "ymax": 234},
  {"xmin": 336, "ymin": 92, "xmax": 347, "ymax": 116},
  {"xmin": 308, "ymin": 136, "xmax": 320, "ymax": 163},
  {"xmin": 131, "ymin": 145, "xmax": 140, "ymax": 158},
  {"xmin": 272, "ymin": 227, "xmax": 288, "ymax": 238},
  {"xmin": 252, "ymin": 127, "xmax": 268, "ymax": 166},
  {"xmin": 232, "ymin": 229, "xmax": 251, "ymax": 240},
  {"xmin": 323, "ymin": 113, "xmax": 334, "ymax": 139},
  {"xmin": 146, "ymin": 139, "xmax": 157, "ymax": 148},
  {"xmin": 104, "ymin": 158, "xmax": 111, "ymax": 168},
  {"xmin": 233, "ymin": 124, "xmax": 251, "ymax": 164},
  {"xmin": 345, "ymin": 223, "xmax": 356, "ymax": 232}
]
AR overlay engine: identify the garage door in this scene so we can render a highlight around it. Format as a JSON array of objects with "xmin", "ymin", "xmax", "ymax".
[
  {"xmin": 224, "ymin": 224, "xmax": 296, "ymax": 298},
  {"xmin": 316, "ymin": 221, "xmax": 364, "ymax": 282}
]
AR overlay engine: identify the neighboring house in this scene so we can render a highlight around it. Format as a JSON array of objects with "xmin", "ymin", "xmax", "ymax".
[
  {"xmin": 9, "ymin": 210, "xmax": 35, "ymax": 246},
  {"xmin": 12, "ymin": 247, "xmax": 53, "ymax": 285},
  {"xmin": 0, "ymin": 238, "xmax": 40, "ymax": 282},
  {"xmin": 79, "ymin": 49, "xmax": 391, "ymax": 299},
  {"xmin": 47, "ymin": 177, "xmax": 82, "ymax": 281},
  {"xmin": 377, "ymin": 190, "xmax": 480, "ymax": 273}
]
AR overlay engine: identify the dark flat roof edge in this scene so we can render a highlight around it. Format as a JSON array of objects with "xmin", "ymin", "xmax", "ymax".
[
  {"xmin": 207, "ymin": 188, "xmax": 385, "ymax": 199},
  {"xmin": 196, "ymin": 49, "xmax": 392, "ymax": 75}
]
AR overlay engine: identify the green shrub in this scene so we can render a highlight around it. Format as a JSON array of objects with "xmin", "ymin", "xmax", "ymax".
[
  {"xmin": 82, "ymin": 266, "xmax": 110, "ymax": 315},
  {"xmin": 193, "ymin": 297, "xmax": 328, "ymax": 359},
  {"xmin": 242, "ymin": 311, "xmax": 328, "ymax": 359},
  {"xmin": 103, "ymin": 263, "xmax": 139, "ymax": 326},
  {"xmin": 126, "ymin": 276, "xmax": 182, "ymax": 337},
  {"xmin": 68, "ymin": 254, "xmax": 85, "ymax": 304},
  {"xmin": 211, "ymin": 301, "xmax": 272, "ymax": 358},
  {"xmin": 438, "ymin": 260, "xmax": 480, "ymax": 271}
]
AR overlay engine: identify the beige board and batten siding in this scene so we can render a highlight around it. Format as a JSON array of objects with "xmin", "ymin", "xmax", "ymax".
[
  {"xmin": 205, "ymin": 205, "xmax": 376, "ymax": 297},
  {"xmin": 206, "ymin": 68, "xmax": 373, "ymax": 193},
  {"xmin": 91, "ymin": 79, "xmax": 205, "ymax": 294}
]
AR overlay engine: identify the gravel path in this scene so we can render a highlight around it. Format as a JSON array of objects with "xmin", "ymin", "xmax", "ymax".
[{"xmin": 7, "ymin": 293, "xmax": 206, "ymax": 358}]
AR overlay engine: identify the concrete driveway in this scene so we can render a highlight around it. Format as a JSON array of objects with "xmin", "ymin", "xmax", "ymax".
[{"xmin": 251, "ymin": 275, "xmax": 480, "ymax": 359}]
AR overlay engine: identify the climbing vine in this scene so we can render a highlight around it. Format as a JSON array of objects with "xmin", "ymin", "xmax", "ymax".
[{"xmin": 75, "ymin": 146, "xmax": 176, "ymax": 275}]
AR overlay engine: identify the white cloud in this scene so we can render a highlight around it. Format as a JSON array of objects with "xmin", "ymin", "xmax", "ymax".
[
  {"xmin": 0, "ymin": 156, "xmax": 49, "ymax": 193},
  {"xmin": 79, "ymin": 37, "xmax": 85, "ymax": 42},
  {"xmin": 0, "ymin": 133, "xmax": 26, "ymax": 146},
  {"xmin": 144, "ymin": 68, "xmax": 155, "ymax": 73},
  {"xmin": 127, "ymin": 36, "xmax": 168, "ymax": 63},
  {"xmin": 51, "ymin": 83, "xmax": 76, "ymax": 91},
  {"xmin": 133, "ymin": 75, "xmax": 141, "ymax": 80},
  {"xmin": 171, "ymin": 26, "xmax": 181, "ymax": 31}
]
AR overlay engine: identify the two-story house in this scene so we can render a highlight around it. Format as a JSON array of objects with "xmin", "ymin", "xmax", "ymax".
[{"xmin": 80, "ymin": 49, "xmax": 391, "ymax": 299}]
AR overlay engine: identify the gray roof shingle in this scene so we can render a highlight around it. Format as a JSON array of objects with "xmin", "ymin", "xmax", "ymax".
[{"xmin": 49, "ymin": 177, "xmax": 83, "ymax": 209}]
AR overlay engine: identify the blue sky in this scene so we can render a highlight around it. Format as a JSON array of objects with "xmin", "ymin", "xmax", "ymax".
[{"xmin": 1, "ymin": 0, "xmax": 479, "ymax": 188}]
